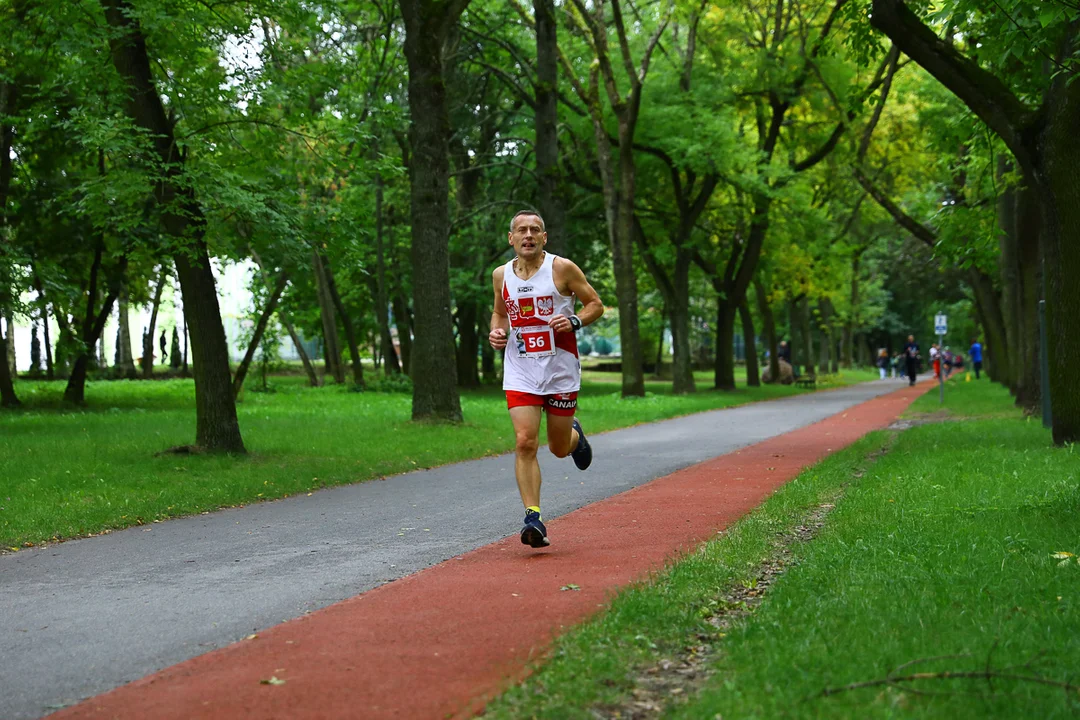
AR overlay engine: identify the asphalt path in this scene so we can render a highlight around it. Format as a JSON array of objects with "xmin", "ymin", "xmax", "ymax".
[{"xmin": 1, "ymin": 378, "xmax": 911, "ymax": 719}]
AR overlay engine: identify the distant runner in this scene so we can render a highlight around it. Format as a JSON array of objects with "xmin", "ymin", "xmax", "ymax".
[{"xmin": 489, "ymin": 211, "xmax": 604, "ymax": 548}]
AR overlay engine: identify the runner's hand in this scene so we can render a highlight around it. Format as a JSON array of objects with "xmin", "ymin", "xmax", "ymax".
[
  {"xmin": 489, "ymin": 328, "xmax": 508, "ymax": 350},
  {"xmin": 548, "ymin": 314, "xmax": 572, "ymax": 333}
]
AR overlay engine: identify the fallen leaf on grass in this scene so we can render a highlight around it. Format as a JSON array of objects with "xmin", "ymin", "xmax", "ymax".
[
  {"xmin": 560, "ymin": 584, "xmax": 580, "ymax": 591},
  {"xmin": 1051, "ymin": 551, "xmax": 1078, "ymax": 567},
  {"xmin": 260, "ymin": 676, "xmax": 286, "ymax": 686}
]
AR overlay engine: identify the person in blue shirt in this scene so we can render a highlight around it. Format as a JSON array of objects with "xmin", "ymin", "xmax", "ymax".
[{"xmin": 969, "ymin": 338, "xmax": 983, "ymax": 379}]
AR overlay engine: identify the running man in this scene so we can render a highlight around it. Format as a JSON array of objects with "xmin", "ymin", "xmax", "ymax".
[{"xmin": 489, "ymin": 210, "xmax": 604, "ymax": 548}]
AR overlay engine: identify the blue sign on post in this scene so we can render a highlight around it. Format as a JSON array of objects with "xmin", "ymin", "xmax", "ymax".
[
  {"xmin": 934, "ymin": 313, "xmax": 947, "ymax": 336},
  {"xmin": 935, "ymin": 313, "xmax": 947, "ymax": 404}
]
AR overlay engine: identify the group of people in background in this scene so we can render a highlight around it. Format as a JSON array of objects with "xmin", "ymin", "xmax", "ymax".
[{"xmin": 877, "ymin": 336, "xmax": 985, "ymax": 385}]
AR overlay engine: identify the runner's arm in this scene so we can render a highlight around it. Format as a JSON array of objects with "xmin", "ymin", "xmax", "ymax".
[
  {"xmin": 555, "ymin": 258, "xmax": 603, "ymax": 330},
  {"xmin": 489, "ymin": 266, "xmax": 509, "ymax": 349}
]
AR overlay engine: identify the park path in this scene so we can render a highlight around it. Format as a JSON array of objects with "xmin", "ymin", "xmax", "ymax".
[{"xmin": 1, "ymin": 378, "xmax": 927, "ymax": 719}]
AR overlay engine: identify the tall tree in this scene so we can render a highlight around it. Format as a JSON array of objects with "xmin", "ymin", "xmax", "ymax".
[
  {"xmin": 101, "ymin": 0, "xmax": 244, "ymax": 452},
  {"xmin": 868, "ymin": 0, "xmax": 1080, "ymax": 442},
  {"xmin": 564, "ymin": 0, "xmax": 672, "ymax": 398},
  {"xmin": 533, "ymin": 0, "xmax": 565, "ymax": 256},
  {"xmin": 398, "ymin": 0, "xmax": 470, "ymax": 421}
]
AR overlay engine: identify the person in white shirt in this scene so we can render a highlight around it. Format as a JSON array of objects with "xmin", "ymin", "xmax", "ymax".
[{"xmin": 489, "ymin": 211, "xmax": 605, "ymax": 548}]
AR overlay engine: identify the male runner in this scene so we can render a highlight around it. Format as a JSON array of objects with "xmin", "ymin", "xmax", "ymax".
[{"xmin": 489, "ymin": 210, "xmax": 604, "ymax": 548}]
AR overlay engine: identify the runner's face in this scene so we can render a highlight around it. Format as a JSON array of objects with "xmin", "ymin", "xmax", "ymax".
[{"xmin": 509, "ymin": 215, "xmax": 546, "ymax": 259}]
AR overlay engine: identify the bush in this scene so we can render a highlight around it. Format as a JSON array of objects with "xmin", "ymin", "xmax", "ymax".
[
  {"xmin": 578, "ymin": 338, "xmax": 593, "ymax": 355},
  {"xmin": 365, "ymin": 373, "xmax": 414, "ymax": 393}
]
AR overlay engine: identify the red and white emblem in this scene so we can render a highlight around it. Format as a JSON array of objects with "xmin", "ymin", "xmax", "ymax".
[{"xmin": 536, "ymin": 296, "xmax": 554, "ymax": 316}]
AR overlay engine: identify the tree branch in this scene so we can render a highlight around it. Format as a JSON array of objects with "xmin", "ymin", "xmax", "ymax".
[
  {"xmin": 869, "ymin": 0, "xmax": 1038, "ymax": 174},
  {"xmin": 853, "ymin": 166, "xmax": 937, "ymax": 247}
]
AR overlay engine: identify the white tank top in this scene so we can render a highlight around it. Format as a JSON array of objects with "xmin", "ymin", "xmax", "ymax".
[{"xmin": 501, "ymin": 252, "xmax": 581, "ymax": 395}]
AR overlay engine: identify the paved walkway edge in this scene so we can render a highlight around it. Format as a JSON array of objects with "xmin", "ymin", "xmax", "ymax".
[{"xmin": 52, "ymin": 381, "xmax": 931, "ymax": 720}]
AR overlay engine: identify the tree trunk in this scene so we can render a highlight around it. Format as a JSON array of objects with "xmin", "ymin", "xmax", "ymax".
[
  {"xmin": 1014, "ymin": 185, "xmax": 1042, "ymax": 412},
  {"xmin": 455, "ymin": 300, "xmax": 481, "ymax": 388},
  {"xmin": 858, "ymin": 334, "xmax": 872, "ymax": 368},
  {"xmin": 174, "ymin": 251, "xmax": 245, "ymax": 451},
  {"xmin": 754, "ymin": 279, "xmax": 779, "ymax": 383},
  {"xmin": 400, "ymin": 0, "xmax": 464, "ymax": 421},
  {"xmin": 102, "ymin": 0, "xmax": 244, "ymax": 453},
  {"xmin": 374, "ymin": 173, "xmax": 401, "ymax": 376},
  {"xmin": 844, "ymin": 251, "xmax": 862, "ymax": 368},
  {"xmin": 968, "ymin": 268, "xmax": 1009, "ymax": 387},
  {"xmin": 818, "ymin": 328, "xmax": 828, "ymax": 374},
  {"xmin": 320, "ymin": 254, "xmax": 365, "ymax": 388},
  {"xmin": 787, "ymin": 301, "xmax": 800, "ymax": 373},
  {"xmin": 182, "ymin": 313, "xmax": 189, "ymax": 375},
  {"xmin": 739, "ymin": 300, "xmax": 760, "ymax": 387},
  {"xmin": 0, "ymin": 70, "xmax": 18, "ymax": 406},
  {"xmin": 284, "ymin": 315, "xmax": 319, "ymax": 387},
  {"xmin": 800, "ymin": 296, "xmax": 815, "ymax": 376},
  {"xmin": 0, "ymin": 316, "xmax": 17, "ymax": 407},
  {"xmin": 31, "ymin": 268, "xmax": 55, "ymax": 380},
  {"xmin": 4, "ymin": 307, "xmax": 14, "ymax": 375},
  {"xmin": 654, "ymin": 307, "xmax": 666, "ymax": 377},
  {"xmin": 115, "ymin": 285, "xmax": 137, "ymax": 378},
  {"xmin": 312, "ymin": 251, "xmax": 343, "ymax": 384},
  {"xmin": 233, "ymin": 272, "xmax": 288, "ymax": 398},
  {"xmin": 534, "ymin": 0, "xmax": 565, "ymax": 256},
  {"xmin": 670, "ymin": 249, "xmax": 695, "ymax": 394},
  {"xmin": 249, "ymin": 247, "xmax": 318, "ymax": 387},
  {"xmin": 996, "ymin": 157, "xmax": 1021, "ymax": 394},
  {"xmin": 141, "ymin": 268, "xmax": 166, "ymax": 378},
  {"xmin": 714, "ymin": 302, "xmax": 737, "ymax": 391},
  {"xmin": 1040, "ymin": 83, "xmax": 1080, "ymax": 443},
  {"xmin": 393, "ymin": 291, "xmax": 412, "ymax": 376},
  {"xmin": 63, "ymin": 244, "xmax": 121, "ymax": 404}
]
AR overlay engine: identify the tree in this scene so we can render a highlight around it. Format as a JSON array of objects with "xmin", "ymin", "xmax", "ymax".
[
  {"xmin": 562, "ymin": 0, "xmax": 671, "ymax": 398},
  {"xmin": 100, "ymin": 0, "xmax": 244, "ymax": 451},
  {"xmin": 867, "ymin": 0, "xmax": 1080, "ymax": 442},
  {"xmin": 398, "ymin": 0, "xmax": 471, "ymax": 421}
]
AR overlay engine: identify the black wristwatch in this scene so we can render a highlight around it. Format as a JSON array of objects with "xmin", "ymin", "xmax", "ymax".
[{"xmin": 569, "ymin": 315, "xmax": 583, "ymax": 332}]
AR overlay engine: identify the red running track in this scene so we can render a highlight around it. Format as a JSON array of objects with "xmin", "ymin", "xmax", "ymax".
[{"xmin": 53, "ymin": 381, "xmax": 930, "ymax": 720}]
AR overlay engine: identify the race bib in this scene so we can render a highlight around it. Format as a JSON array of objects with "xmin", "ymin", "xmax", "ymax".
[{"xmin": 518, "ymin": 326, "xmax": 556, "ymax": 357}]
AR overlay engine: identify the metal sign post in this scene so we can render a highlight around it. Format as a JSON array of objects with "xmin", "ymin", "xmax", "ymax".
[{"xmin": 934, "ymin": 313, "xmax": 947, "ymax": 404}]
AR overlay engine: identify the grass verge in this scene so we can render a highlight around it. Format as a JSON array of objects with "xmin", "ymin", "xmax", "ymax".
[
  {"xmin": 483, "ymin": 379, "xmax": 1080, "ymax": 719},
  {"xmin": 0, "ymin": 369, "xmax": 879, "ymax": 549}
]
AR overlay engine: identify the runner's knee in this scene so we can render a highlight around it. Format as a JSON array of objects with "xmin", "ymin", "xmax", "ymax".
[{"xmin": 515, "ymin": 431, "xmax": 539, "ymax": 457}]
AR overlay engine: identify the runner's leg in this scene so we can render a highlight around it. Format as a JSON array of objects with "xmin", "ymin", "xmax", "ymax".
[
  {"xmin": 546, "ymin": 412, "xmax": 579, "ymax": 458},
  {"xmin": 510, "ymin": 405, "xmax": 544, "ymax": 508}
]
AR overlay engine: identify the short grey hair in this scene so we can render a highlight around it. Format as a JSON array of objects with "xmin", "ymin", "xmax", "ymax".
[{"xmin": 509, "ymin": 210, "xmax": 545, "ymax": 233}]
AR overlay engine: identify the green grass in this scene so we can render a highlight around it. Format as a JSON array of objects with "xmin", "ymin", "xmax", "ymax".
[
  {"xmin": 906, "ymin": 371, "xmax": 1027, "ymax": 419},
  {"xmin": 0, "ymin": 368, "xmax": 879, "ymax": 549},
  {"xmin": 483, "ymin": 380, "xmax": 1080, "ymax": 719}
]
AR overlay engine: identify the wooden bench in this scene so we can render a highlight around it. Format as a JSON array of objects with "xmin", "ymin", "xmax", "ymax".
[{"xmin": 794, "ymin": 375, "xmax": 817, "ymax": 389}]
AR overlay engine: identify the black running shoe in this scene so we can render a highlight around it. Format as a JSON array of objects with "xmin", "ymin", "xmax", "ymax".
[
  {"xmin": 570, "ymin": 418, "xmax": 592, "ymax": 470},
  {"xmin": 520, "ymin": 509, "xmax": 549, "ymax": 548}
]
